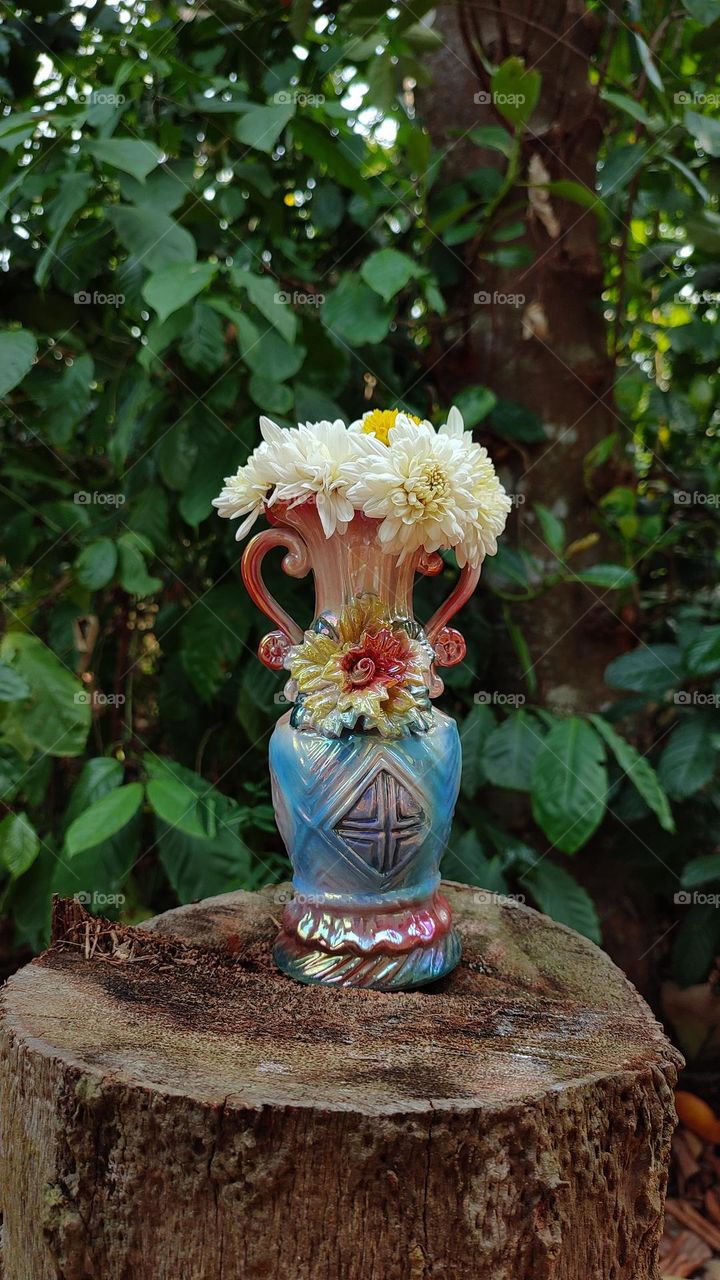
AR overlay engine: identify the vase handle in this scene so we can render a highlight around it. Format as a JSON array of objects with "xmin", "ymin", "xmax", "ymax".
[
  {"xmin": 241, "ymin": 528, "xmax": 312, "ymax": 669},
  {"xmin": 421, "ymin": 559, "xmax": 482, "ymax": 668}
]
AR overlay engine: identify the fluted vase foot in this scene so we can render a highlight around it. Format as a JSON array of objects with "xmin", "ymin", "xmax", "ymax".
[{"xmin": 273, "ymin": 927, "xmax": 462, "ymax": 990}]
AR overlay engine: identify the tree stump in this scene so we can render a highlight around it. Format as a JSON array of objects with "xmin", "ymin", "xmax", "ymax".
[{"xmin": 0, "ymin": 882, "xmax": 681, "ymax": 1280}]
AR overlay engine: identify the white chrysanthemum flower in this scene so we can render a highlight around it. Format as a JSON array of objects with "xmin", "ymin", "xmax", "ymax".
[
  {"xmin": 261, "ymin": 416, "xmax": 356, "ymax": 538},
  {"xmin": 345, "ymin": 411, "xmax": 511, "ymax": 567},
  {"xmin": 211, "ymin": 443, "xmax": 275, "ymax": 540}
]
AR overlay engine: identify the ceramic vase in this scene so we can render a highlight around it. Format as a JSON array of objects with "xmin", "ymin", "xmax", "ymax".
[{"xmin": 241, "ymin": 499, "xmax": 480, "ymax": 990}]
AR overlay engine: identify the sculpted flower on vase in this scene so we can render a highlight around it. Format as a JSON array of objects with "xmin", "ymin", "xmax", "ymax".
[{"xmin": 287, "ymin": 595, "xmax": 434, "ymax": 739}]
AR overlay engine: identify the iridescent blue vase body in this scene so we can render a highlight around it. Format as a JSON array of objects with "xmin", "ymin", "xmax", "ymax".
[
  {"xmin": 242, "ymin": 500, "xmax": 480, "ymax": 990},
  {"xmin": 269, "ymin": 709, "xmax": 462, "ymax": 988}
]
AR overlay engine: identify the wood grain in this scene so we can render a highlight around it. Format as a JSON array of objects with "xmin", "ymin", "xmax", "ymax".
[{"xmin": 0, "ymin": 882, "xmax": 682, "ymax": 1279}]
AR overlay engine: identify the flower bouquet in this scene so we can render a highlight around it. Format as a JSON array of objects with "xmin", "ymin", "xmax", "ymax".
[{"xmin": 215, "ymin": 407, "xmax": 510, "ymax": 989}]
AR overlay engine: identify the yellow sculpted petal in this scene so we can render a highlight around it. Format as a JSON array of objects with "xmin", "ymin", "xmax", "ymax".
[{"xmin": 336, "ymin": 595, "xmax": 386, "ymax": 644}]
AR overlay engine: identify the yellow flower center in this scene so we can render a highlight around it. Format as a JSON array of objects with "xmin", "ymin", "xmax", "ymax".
[
  {"xmin": 362, "ymin": 408, "xmax": 421, "ymax": 445},
  {"xmin": 404, "ymin": 465, "xmax": 448, "ymax": 514}
]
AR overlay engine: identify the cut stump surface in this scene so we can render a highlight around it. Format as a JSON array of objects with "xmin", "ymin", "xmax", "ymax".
[{"xmin": 0, "ymin": 882, "xmax": 681, "ymax": 1280}]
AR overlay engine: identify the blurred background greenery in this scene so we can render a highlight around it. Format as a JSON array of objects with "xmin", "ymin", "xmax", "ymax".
[{"xmin": 0, "ymin": 0, "xmax": 719, "ymax": 1065}]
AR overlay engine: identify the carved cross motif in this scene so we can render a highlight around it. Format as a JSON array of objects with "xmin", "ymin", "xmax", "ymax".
[{"xmin": 334, "ymin": 769, "xmax": 425, "ymax": 875}]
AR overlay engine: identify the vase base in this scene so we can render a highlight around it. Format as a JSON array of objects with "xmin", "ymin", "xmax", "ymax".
[{"xmin": 272, "ymin": 928, "xmax": 462, "ymax": 991}]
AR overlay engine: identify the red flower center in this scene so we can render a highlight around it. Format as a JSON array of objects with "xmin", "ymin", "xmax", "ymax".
[{"xmin": 340, "ymin": 627, "xmax": 410, "ymax": 692}]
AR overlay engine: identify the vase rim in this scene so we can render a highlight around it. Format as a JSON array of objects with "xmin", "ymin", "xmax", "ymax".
[{"xmin": 266, "ymin": 496, "xmax": 379, "ymax": 535}]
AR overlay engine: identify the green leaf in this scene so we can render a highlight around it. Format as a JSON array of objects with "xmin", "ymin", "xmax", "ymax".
[
  {"xmin": 146, "ymin": 776, "xmax": 208, "ymax": 837},
  {"xmin": 42, "ymin": 354, "xmax": 95, "ymax": 446},
  {"xmin": 685, "ymin": 108, "xmax": 720, "ymax": 157},
  {"xmin": 685, "ymin": 210, "xmax": 720, "ymax": 252},
  {"xmin": 604, "ymin": 645, "xmax": 682, "ymax": 697},
  {"xmin": 600, "ymin": 90, "xmax": 653, "ymax": 127},
  {"xmin": 672, "ymin": 903, "xmax": 720, "ymax": 987},
  {"xmin": 574, "ymin": 564, "xmax": 636, "ymax": 589},
  {"xmin": 0, "ymin": 633, "xmax": 90, "ymax": 757},
  {"xmin": 34, "ymin": 173, "xmax": 93, "ymax": 287},
  {"xmin": 0, "ymin": 114, "xmax": 36, "ymax": 153},
  {"xmin": 597, "ymin": 143, "xmax": 648, "ymax": 197},
  {"xmin": 234, "ymin": 270, "xmax": 297, "ymax": 343},
  {"xmin": 231, "ymin": 312, "xmax": 306, "ymax": 380},
  {"xmin": 682, "ymin": 853, "xmax": 720, "ymax": 889},
  {"xmin": 289, "ymin": 0, "xmax": 313, "ymax": 39},
  {"xmin": 468, "ymin": 125, "xmax": 514, "ymax": 156},
  {"xmin": 589, "ymin": 715, "xmax": 675, "ymax": 834},
  {"xmin": 658, "ymin": 717, "xmax": 717, "ymax": 800},
  {"xmin": 180, "ymin": 585, "xmax": 252, "ymax": 701},
  {"xmin": 177, "ymin": 423, "xmax": 244, "ymax": 526},
  {"xmin": 116, "ymin": 539, "xmax": 162, "ymax": 593},
  {"xmin": 53, "ymin": 818, "xmax": 141, "ymax": 915},
  {"xmin": 453, "ymin": 386, "xmax": 497, "ymax": 428},
  {"xmin": 360, "ymin": 248, "xmax": 419, "ymax": 301},
  {"xmin": 86, "ymin": 138, "xmax": 163, "ymax": 180},
  {"xmin": 248, "ymin": 374, "xmax": 293, "ymax": 414},
  {"xmin": 0, "ymin": 812, "xmax": 40, "ymax": 879},
  {"xmin": 142, "ymin": 262, "xmax": 217, "ymax": 323},
  {"xmin": 459, "ymin": 702, "xmax": 496, "ymax": 797},
  {"xmin": 483, "ymin": 710, "xmax": 544, "ymax": 791},
  {"xmin": 117, "ymin": 534, "xmax": 162, "ymax": 596},
  {"xmin": 505, "ymin": 613, "xmax": 537, "ymax": 696},
  {"xmin": 682, "ymin": 0, "xmax": 720, "ymax": 22},
  {"xmin": 0, "ymin": 329, "xmax": 36, "ymax": 397},
  {"xmin": 633, "ymin": 32, "xmax": 663, "ymax": 91},
  {"xmin": 157, "ymin": 421, "xmax": 198, "ymax": 490},
  {"xmin": 64, "ymin": 757, "xmax": 124, "ymax": 830},
  {"xmin": 139, "ymin": 308, "xmax": 192, "ymax": 372},
  {"xmin": 443, "ymin": 828, "xmax": 508, "ymax": 891},
  {"xmin": 291, "ymin": 118, "xmax": 372, "ymax": 197},
  {"xmin": 65, "ymin": 782, "xmax": 144, "ymax": 858},
  {"xmin": 109, "ymin": 205, "xmax": 197, "ymax": 271},
  {"xmin": 0, "ymin": 663, "xmax": 30, "ymax": 702},
  {"xmin": 490, "ymin": 399, "xmax": 546, "ymax": 442},
  {"xmin": 683, "ymin": 626, "xmax": 720, "ymax": 677},
  {"xmin": 151, "ymin": 769, "xmax": 254, "ymax": 901},
  {"xmin": 75, "ymin": 539, "xmax": 117, "ymax": 591},
  {"xmin": 235, "ymin": 101, "xmax": 295, "ymax": 153},
  {"xmin": 311, "ymin": 181, "xmax": 345, "ymax": 231},
  {"xmin": 534, "ymin": 503, "xmax": 564, "ymax": 555},
  {"xmin": 543, "ymin": 179, "xmax": 610, "ymax": 233},
  {"xmin": 179, "ymin": 302, "xmax": 225, "ymax": 375},
  {"xmin": 491, "ymin": 56, "xmax": 541, "ymax": 129},
  {"xmin": 323, "ymin": 275, "xmax": 392, "ymax": 345},
  {"xmin": 522, "ymin": 860, "xmax": 601, "ymax": 942},
  {"xmin": 531, "ymin": 718, "xmax": 607, "ymax": 854}
]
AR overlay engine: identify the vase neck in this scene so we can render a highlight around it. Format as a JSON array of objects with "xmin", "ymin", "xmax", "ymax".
[{"xmin": 269, "ymin": 503, "xmax": 420, "ymax": 622}]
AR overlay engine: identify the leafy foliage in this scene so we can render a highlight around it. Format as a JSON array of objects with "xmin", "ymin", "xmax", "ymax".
[{"xmin": 0, "ymin": 0, "xmax": 717, "ymax": 978}]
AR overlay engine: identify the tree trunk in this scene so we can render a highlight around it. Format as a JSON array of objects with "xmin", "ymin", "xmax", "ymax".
[
  {"xmin": 426, "ymin": 0, "xmax": 623, "ymax": 711},
  {"xmin": 0, "ymin": 885, "xmax": 680, "ymax": 1280}
]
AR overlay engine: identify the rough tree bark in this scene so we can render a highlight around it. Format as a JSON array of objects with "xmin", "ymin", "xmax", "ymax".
[
  {"xmin": 426, "ymin": 0, "xmax": 625, "ymax": 711},
  {"xmin": 0, "ymin": 884, "xmax": 680, "ymax": 1280}
]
